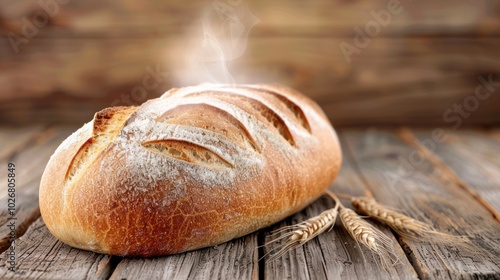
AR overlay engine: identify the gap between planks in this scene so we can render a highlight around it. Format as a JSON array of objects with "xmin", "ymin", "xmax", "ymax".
[
  {"xmin": 339, "ymin": 128, "xmax": 500, "ymax": 279},
  {"xmin": 0, "ymin": 126, "xmax": 50, "ymax": 253},
  {"xmin": 398, "ymin": 127, "xmax": 500, "ymax": 223}
]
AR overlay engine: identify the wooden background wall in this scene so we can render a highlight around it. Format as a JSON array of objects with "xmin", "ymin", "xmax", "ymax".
[{"xmin": 1, "ymin": 0, "xmax": 499, "ymax": 126}]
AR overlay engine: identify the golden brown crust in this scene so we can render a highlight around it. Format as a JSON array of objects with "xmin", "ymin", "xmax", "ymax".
[{"xmin": 39, "ymin": 84, "xmax": 342, "ymax": 257}]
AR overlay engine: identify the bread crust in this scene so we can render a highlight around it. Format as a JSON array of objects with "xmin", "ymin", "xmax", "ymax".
[{"xmin": 39, "ymin": 84, "xmax": 342, "ymax": 257}]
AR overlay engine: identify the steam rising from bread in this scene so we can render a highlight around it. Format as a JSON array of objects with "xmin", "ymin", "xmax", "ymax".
[{"xmin": 172, "ymin": 1, "xmax": 259, "ymax": 85}]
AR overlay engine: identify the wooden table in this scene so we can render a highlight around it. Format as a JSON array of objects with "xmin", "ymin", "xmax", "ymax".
[{"xmin": 0, "ymin": 126, "xmax": 499, "ymax": 279}]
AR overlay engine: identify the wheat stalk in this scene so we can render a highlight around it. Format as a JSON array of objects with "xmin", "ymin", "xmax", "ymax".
[
  {"xmin": 263, "ymin": 207, "xmax": 338, "ymax": 263},
  {"xmin": 263, "ymin": 190, "xmax": 469, "ymax": 270},
  {"xmin": 351, "ymin": 196, "xmax": 456, "ymax": 240},
  {"xmin": 263, "ymin": 191, "xmax": 403, "ymax": 269},
  {"xmin": 339, "ymin": 207, "xmax": 398, "ymax": 269}
]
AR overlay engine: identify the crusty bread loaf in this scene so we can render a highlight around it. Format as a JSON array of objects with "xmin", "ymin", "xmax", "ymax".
[{"xmin": 39, "ymin": 84, "xmax": 342, "ymax": 257}]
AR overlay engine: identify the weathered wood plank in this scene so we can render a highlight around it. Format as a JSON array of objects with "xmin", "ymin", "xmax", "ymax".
[
  {"xmin": 488, "ymin": 129, "xmax": 500, "ymax": 142},
  {"xmin": 0, "ymin": 127, "xmax": 74, "ymax": 197},
  {"xmin": 3, "ymin": 38, "xmax": 500, "ymax": 99},
  {"xmin": 409, "ymin": 129, "xmax": 500, "ymax": 218},
  {"xmin": 0, "ymin": 127, "xmax": 74, "ymax": 252},
  {"xmin": 0, "ymin": 218, "xmax": 115, "ymax": 280},
  {"xmin": 0, "ymin": 125, "xmax": 42, "ymax": 246},
  {"xmin": 1, "ymin": 37, "xmax": 500, "ymax": 126},
  {"xmin": 341, "ymin": 129, "xmax": 500, "ymax": 279},
  {"xmin": 1, "ymin": 1, "xmax": 500, "ymax": 127},
  {"xmin": 0, "ymin": 126, "xmax": 42, "ymax": 160},
  {"xmin": 1, "ymin": 125, "xmax": 499, "ymax": 279},
  {"xmin": 109, "ymin": 234, "xmax": 258, "ymax": 280},
  {"xmin": 0, "ymin": 190, "xmax": 38, "ymax": 254},
  {"xmin": 0, "ymin": 126, "xmax": 117, "ymax": 279},
  {"xmin": 1, "ymin": 0, "xmax": 499, "ymax": 37},
  {"xmin": 263, "ymin": 133, "xmax": 418, "ymax": 280}
]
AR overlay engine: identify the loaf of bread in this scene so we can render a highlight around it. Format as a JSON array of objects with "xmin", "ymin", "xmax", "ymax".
[{"xmin": 39, "ymin": 84, "xmax": 342, "ymax": 257}]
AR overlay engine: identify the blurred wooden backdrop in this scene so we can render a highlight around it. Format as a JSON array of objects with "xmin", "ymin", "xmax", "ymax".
[{"xmin": 1, "ymin": 0, "xmax": 499, "ymax": 126}]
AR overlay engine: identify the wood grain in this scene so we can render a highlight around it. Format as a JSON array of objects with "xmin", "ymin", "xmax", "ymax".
[
  {"xmin": 0, "ymin": 126, "xmax": 499, "ymax": 279},
  {"xmin": 109, "ymin": 234, "xmax": 258, "ymax": 280},
  {"xmin": 0, "ymin": 218, "xmax": 116, "ymax": 280},
  {"xmin": 341, "ymin": 129, "xmax": 500, "ymax": 279},
  {"xmin": 1, "ymin": 37, "xmax": 500, "ymax": 126},
  {"xmin": 1, "ymin": 0, "xmax": 499, "ymax": 37},
  {"xmin": 0, "ymin": 126, "xmax": 42, "ymax": 160},
  {"xmin": 0, "ymin": 126, "xmax": 116, "ymax": 279},
  {"xmin": 0, "ymin": 128, "xmax": 73, "ymax": 252},
  {"xmin": 411, "ymin": 129, "xmax": 500, "ymax": 216},
  {"xmin": 1, "ymin": 0, "xmax": 500, "ymax": 127},
  {"xmin": 0, "ymin": 127, "xmax": 75, "ymax": 197}
]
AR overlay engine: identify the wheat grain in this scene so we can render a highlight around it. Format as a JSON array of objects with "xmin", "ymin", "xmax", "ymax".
[
  {"xmin": 339, "ymin": 207, "xmax": 397, "ymax": 269},
  {"xmin": 263, "ymin": 208, "xmax": 338, "ymax": 263}
]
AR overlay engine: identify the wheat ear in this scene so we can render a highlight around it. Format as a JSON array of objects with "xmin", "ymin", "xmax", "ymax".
[
  {"xmin": 263, "ymin": 193, "xmax": 341, "ymax": 263},
  {"xmin": 339, "ymin": 207, "xmax": 398, "ymax": 269},
  {"xmin": 263, "ymin": 207, "xmax": 339, "ymax": 263},
  {"xmin": 351, "ymin": 196, "xmax": 461, "ymax": 241}
]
